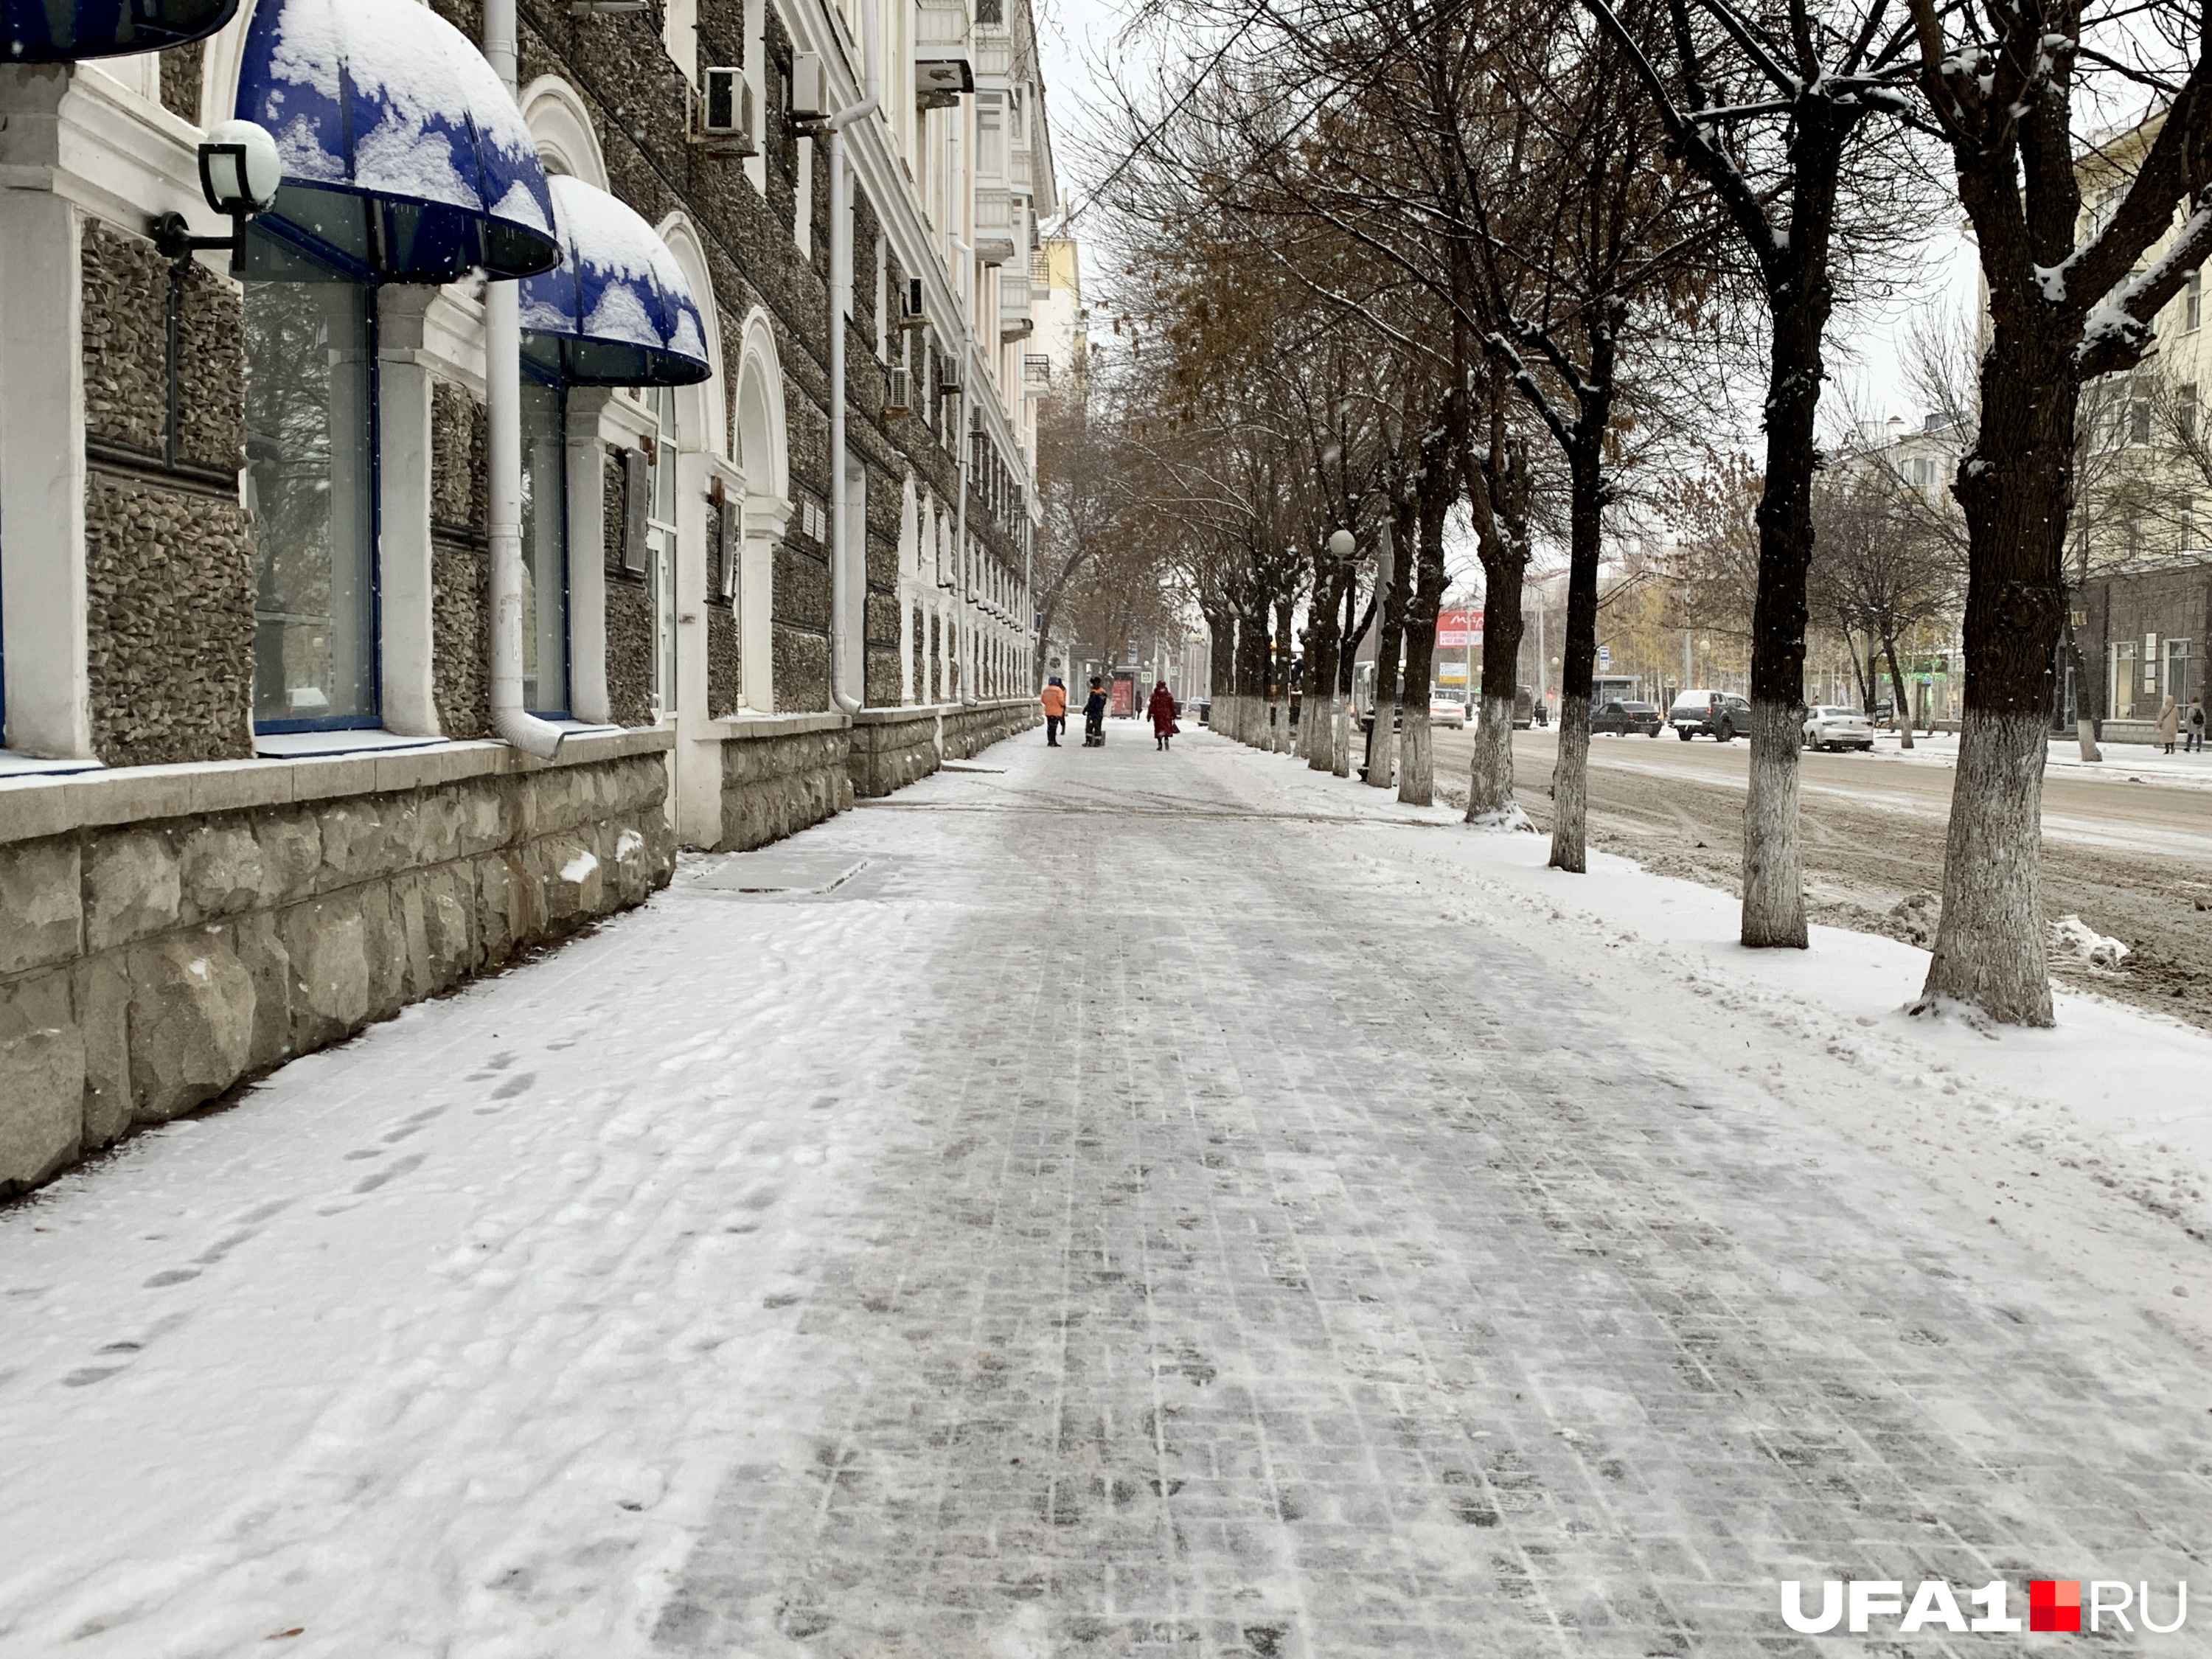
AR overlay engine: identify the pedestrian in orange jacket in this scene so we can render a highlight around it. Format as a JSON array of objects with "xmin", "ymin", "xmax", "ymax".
[{"xmin": 1040, "ymin": 678, "xmax": 1068, "ymax": 747}]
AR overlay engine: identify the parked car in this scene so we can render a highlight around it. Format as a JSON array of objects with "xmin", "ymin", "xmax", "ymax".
[
  {"xmin": 1802, "ymin": 704, "xmax": 1875, "ymax": 751},
  {"xmin": 1591, "ymin": 699, "xmax": 1663, "ymax": 737},
  {"xmin": 1669, "ymin": 689, "xmax": 1751, "ymax": 741},
  {"xmin": 1428, "ymin": 692, "xmax": 1469, "ymax": 728},
  {"xmin": 1514, "ymin": 685, "xmax": 1536, "ymax": 728}
]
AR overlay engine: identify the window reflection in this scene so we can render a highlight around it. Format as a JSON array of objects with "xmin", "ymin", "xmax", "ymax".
[{"xmin": 243, "ymin": 279, "xmax": 377, "ymax": 728}]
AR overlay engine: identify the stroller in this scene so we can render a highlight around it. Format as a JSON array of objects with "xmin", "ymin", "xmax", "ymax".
[{"xmin": 1082, "ymin": 716, "xmax": 1105, "ymax": 748}]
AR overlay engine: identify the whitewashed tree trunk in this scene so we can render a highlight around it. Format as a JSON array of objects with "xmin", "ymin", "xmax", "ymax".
[
  {"xmin": 1332, "ymin": 695, "xmax": 1352, "ymax": 776},
  {"xmin": 1464, "ymin": 693, "xmax": 1531, "ymax": 829},
  {"xmin": 1307, "ymin": 692, "xmax": 1333, "ymax": 769},
  {"xmin": 1740, "ymin": 699, "xmax": 1808, "ymax": 947},
  {"xmin": 1549, "ymin": 699, "xmax": 1590, "ymax": 872},
  {"xmin": 1397, "ymin": 711, "xmax": 1434, "ymax": 804},
  {"xmin": 1365, "ymin": 714, "xmax": 1396, "ymax": 788},
  {"xmin": 2076, "ymin": 716, "xmax": 2101, "ymax": 762},
  {"xmin": 1917, "ymin": 707, "xmax": 2053, "ymax": 1025}
]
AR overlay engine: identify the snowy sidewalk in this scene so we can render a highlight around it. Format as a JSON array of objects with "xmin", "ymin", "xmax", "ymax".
[{"xmin": 2, "ymin": 728, "xmax": 2208, "ymax": 1658}]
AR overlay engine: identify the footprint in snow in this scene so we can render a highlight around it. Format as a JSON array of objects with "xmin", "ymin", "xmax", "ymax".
[
  {"xmin": 490, "ymin": 1074, "xmax": 536, "ymax": 1101},
  {"xmin": 352, "ymin": 1154, "xmax": 425, "ymax": 1194}
]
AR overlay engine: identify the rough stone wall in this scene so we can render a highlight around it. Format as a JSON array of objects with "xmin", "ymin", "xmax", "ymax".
[
  {"xmin": 707, "ymin": 610, "xmax": 742, "ymax": 717},
  {"xmin": 847, "ymin": 711, "xmax": 941, "ymax": 799},
  {"xmin": 160, "ymin": 41, "xmax": 205, "ymax": 122},
  {"xmin": 706, "ymin": 498, "xmax": 742, "ymax": 714},
  {"xmin": 80, "ymin": 219, "xmax": 255, "ymax": 766},
  {"xmin": 606, "ymin": 584, "xmax": 655, "ymax": 727},
  {"xmin": 85, "ymin": 477, "xmax": 255, "ymax": 765},
  {"xmin": 431, "ymin": 383, "xmax": 493, "ymax": 737},
  {"xmin": 846, "ymin": 699, "xmax": 1038, "ymax": 796},
  {"xmin": 0, "ymin": 750, "xmax": 675, "ymax": 1197},
  {"xmin": 602, "ymin": 447, "xmax": 656, "ymax": 725},
  {"xmin": 717, "ymin": 726, "xmax": 852, "ymax": 851},
  {"xmin": 81, "ymin": 221, "xmax": 168, "ymax": 456}
]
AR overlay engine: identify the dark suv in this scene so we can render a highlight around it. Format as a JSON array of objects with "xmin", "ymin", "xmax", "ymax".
[
  {"xmin": 1591, "ymin": 699, "xmax": 1663, "ymax": 737},
  {"xmin": 1668, "ymin": 689, "xmax": 1751, "ymax": 742}
]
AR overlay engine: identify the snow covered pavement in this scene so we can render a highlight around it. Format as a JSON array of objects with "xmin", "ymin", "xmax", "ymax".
[{"xmin": 2, "ymin": 728, "xmax": 2209, "ymax": 1657}]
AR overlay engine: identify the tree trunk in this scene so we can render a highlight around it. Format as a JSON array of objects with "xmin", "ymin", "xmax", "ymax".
[
  {"xmin": 1271, "ymin": 597, "xmax": 1295, "ymax": 753},
  {"xmin": 1364, "ymin": 520, "xmax": 1407, "ymax": 788},
  {"xmin": 1465, "ymin": 497, "xmax": 1524, "ymax": 814},
  {"xmin": 2062, "ymin": 615, "xmax": 2101, "ymax": 760},
  {"xmin": 1398, "ymin": 432, "xmax": 1453, "ymax": 806},
  {"xmin": 1332, "ymin": 579, "xmax": 1358, "ymax": 777},
  {"xmin": 1204, "ymin": 605, "xmax": 1235, "ymax": 734},
  {"xmin": 1881, "ymin": 634, "xmax": 1915, "ymax": 751},
  {"xmin": 1739, "ymin": 227, "xmax": 1837, "ymax": 948},
  {"xmin": 1918, "ymin": 330, "xmax": 2075, "ymax": 1026},
  {"xmin": 1549, "ymin": 439, "xmax": 1604, "ymax": 872},
  {"xmin": 1304, "ymin": 557, "xmax": 1348, "ymax": 771}
]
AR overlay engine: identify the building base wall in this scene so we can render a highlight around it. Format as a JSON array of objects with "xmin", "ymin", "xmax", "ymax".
[
  {"xmin": 712, "ymin": 714, "xmax": 855, "ymax": 852},
  {"xmin": 0, "ymin": 731, "xmax": 676, "ymax": 1197},
  {"xmin": 847, "ymin": 700, "xmax": 1042, "ymax": 798}
]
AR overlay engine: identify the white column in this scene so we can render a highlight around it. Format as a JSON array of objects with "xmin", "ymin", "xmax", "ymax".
[
  {"xmin": 566, "ymin": 389, "xmax": 613, "ymax": 723},
  {"xmin": 0, "ymin": 181, "xmax": 91, "ymax": 758},
  {"xmin": 376, "ymin": 287, "xmax": 439, "ymax": 736},
  {"xmin": 675, "ymin": 437, "xmax": 719, "ymax": 845},
  {"xmin": 742, "ymin": 497, "xmax": 789, "ymax": 711}
]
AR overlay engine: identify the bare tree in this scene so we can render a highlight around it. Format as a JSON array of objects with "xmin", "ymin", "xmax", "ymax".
[{"xmin": 1905, "ymin": 0, "xmax": 2212, "ymax": 1023}]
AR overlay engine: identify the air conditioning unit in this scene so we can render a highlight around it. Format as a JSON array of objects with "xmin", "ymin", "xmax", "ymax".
[
  {"xmin": 696, "ymin": 67, "xmax": 758, "ymax": 157},
  {"xmin": 884, "ymin": 366, "xmax": 913, "ymax": 415},
  {"xmin": 900, "ymin": 276, "xmax": 928, "ymax": 330},
  {"xmin": 789, "ymin": 52, "xmax": 827, "ymax": 124}
]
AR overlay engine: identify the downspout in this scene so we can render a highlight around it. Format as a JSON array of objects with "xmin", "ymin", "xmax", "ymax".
[
  {"xmin": 484, "ymin": 0, "xmax": 565, "ymax": 759},
  {"xmin": 825, "ymin": 2, "xmax": 881, "ymax": 714}
]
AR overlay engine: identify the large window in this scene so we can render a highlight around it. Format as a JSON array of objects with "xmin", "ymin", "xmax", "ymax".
[
  {"xmin": 520, "ymin": 378, "xmax": 570, "ymax": 715},
  {"xmin": 244, "ymin": 279, "xmax": 378, "ymax": 728}
]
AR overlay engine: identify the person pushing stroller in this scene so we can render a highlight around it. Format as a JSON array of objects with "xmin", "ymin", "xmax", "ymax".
[{"xmin": 1082, "ymin": 678, "xmax": 1108, "ymax": 747}]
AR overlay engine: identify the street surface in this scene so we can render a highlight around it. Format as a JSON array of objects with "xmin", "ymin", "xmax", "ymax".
[
  {"xmin": 1431, "ymin": 725, "xmax": 2212, "ymax": 1026},
  {"xmin": 1, "ymin": 730, "xmax": 2208, "ymax": 1657}
]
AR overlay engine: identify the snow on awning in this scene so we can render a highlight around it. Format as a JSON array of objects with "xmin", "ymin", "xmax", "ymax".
[
  {"xmin": 234, "ymin": 0, "xmax": 557, "ymax": 282},
  {"xmin": 520, "ymin": 176, "xmax": 712, "ymax": 388},
  {"xmin": 4, "ymin": 0, "xmax": 237, "ymax": 60}
]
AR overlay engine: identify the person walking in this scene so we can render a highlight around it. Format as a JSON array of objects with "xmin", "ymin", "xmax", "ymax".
[
  {"xmin": 1148, "ymin": 680, "xmax": 1179, "ymax": 751},
  {"xmin": 2156, "ymin": 694, "xmax": 2180, "ymax": 754},
  {"xmin": 1040, "ymin": 677, "xmax": 1067, "ymax": 747},
  {"xmin": 1082, "ymin": 678, "xmax": 1107, "ymax": 747},
  {"xmin": 2188, "ymin": 695, "xmax": 2206, "ymax": 754}
]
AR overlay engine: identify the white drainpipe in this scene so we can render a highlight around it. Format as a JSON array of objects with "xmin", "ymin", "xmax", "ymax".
[
  {"xmin": 825, "ymin": 3, "xmax": 881, "ymax": 714},
  {"xmin": 484, "ymin": 0, "xmax": 565, "ymax": 759}
]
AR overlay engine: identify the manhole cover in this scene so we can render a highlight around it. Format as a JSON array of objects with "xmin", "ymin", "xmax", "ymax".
[{"xmin": 683, "ymin": 850, "xmax": 869, "ymax": 894}]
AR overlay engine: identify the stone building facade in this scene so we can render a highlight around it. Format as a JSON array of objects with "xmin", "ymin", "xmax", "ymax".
[{"xmin": 0, "ymin": 0, "xmax": 1056, "ymax": 1195}]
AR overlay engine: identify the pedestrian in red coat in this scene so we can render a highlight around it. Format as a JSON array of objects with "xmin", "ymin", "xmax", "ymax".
[{"xmin": 1148, "ymin": 681, "xmax": 1179, "ymax": 751}]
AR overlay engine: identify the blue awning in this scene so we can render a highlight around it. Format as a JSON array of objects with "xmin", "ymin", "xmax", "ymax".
[
  {"xmin": 234, "ymin": 0, "xmax": 557, "ymax": 282},
  {"xmin": 4, "ymin": 0, "xmax": 236, "ymax": 60},
  {"xmin": 520, "ymin": 176, "xmax": 712, "ymax": 388}
]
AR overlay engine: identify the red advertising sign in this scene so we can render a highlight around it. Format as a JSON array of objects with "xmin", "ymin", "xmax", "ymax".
[{"xmin": 1437, "ymin": 609, "xmax": 1484, "ymax": 650}]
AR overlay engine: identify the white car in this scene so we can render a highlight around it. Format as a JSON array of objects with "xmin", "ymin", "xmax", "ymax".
[
  {"xmin": 1802, "ymin": 705, "xmax": 1875, "ymax": 751},
  {"xmin": 1428, "ymin": 694, "xmax": 1468, "ymax": 728}
]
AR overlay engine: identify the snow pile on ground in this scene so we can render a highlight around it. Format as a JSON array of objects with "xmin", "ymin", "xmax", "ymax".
[
  {"xmin": 2050, "ymin": 911, "xmax": 2131, "ymax": 970},
  {"xmin": 1867, "ymin": 729, "xmax": 2212, "ymax": 790}
]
